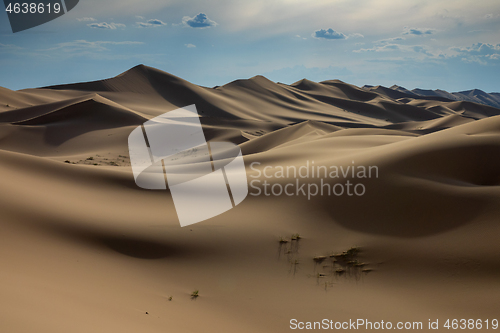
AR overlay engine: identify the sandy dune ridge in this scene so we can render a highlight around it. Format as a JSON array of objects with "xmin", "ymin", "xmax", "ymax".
[{"xmin": 0, "ymin": 65, "xmax": 499, "ymax": 332}]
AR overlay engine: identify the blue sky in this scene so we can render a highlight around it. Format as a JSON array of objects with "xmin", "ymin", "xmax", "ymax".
[{"xmin": 0, "ymin": 0, "xmax": 499, "ymax": 92}]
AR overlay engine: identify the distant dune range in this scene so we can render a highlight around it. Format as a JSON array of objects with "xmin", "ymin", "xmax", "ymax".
[{"xmin": 1, "ymin": 65, "xmax": 499, "ymax": 333}]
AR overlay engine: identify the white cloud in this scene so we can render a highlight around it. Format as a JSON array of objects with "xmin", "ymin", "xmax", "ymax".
[
  {"xmin": 402, "ymin": 27, "xmax": 436, "ymax": 36},
  {"xmin": 137, "ymin": 19, "xmax": 167, "ymax": 28},
  {"xmin": 87, "ymin": 22, "xmax": 126, "ymax": 29},
  {"xmin": 182, "ymin": 13, "xmax": 217, "ymax": 28},
  {"xmin": 0, "ymin": 43, "xmax": 23, "ymax": 51},
  {"xmin": 295, "ymin": 35, "xmax": 308, "ymax": 40},
  {"xmin": 77, "ymin": 17, "xmax": 96, "ymax": 22},
  {"xmin": 312, "ymin": 28, "xmax": 346, "ymax": 40},
  {"xmin": 348, "ymin": 33, "xmax": 364, "ymax": 39},
  {"xmin": 354, "ymin": 44, "xmax": 402, "ymax": 53},
  {"xmin": 42, "ymin": 40, "xmax": 143, "ymax": 53},
  {"xmin": 312, "ymin": 28, "xmax": 363, "ymax": 40},
  {"xmin": 452, "ymin": 43, "xmax": 500, "ymax": 54},
  {"xmin": 358, "ymin": 41, "xmax": 500, "ymax": 65},
  {"xmin": 375, "ymin": 37, "xmax": 405, "ymax": 44},
  {"xmin": 0, "ymin": 40, "xmax": 146, "ymax": 60},
  {"xmin": 354, "ymin": 43, "xmax": 442, "ymax": 59},
  {"xmin": 461, "ymin": 57, "xmax": 487, "ymax": 65},
  {"xmin": 185, "ymin": 44, "xmax": 196, "ymax": 48},
  {"xmin": 451, "ymin": 43, "xmax": 500, "ymax": 65},
  {"xmin": 63, "ymin": 0, "xmax": 500, "ymax": 42}
]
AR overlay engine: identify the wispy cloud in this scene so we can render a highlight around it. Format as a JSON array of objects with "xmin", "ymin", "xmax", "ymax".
[
  {"xmin": 182, "ymin": 13, "xmax": 217, "ymax": 28},
  {"xmin": 452, "ymin": 43, "xmax": 500, "ymax": 54},
  {"xmin": 0, "ymin": 43, "xmax": 24, "ymax": 52},
  {"xmin": 354, "ymin": 43, "xmax": 441, "ymax": 59},
  {"xmin": 355, "ymin": 44, "xmax": 402, "ymax": 53},
  {"xmin": 348, "ymin": 33, "xmax": 364, "ymax": 39},
  {"xmin": 461, "ymin": 57, "xmax": 487, "ymax": 65},
  {"xmin": 451, "ymin": 43, "xmax": 500, "ymax": 65},
  {"xmin": 87, "ymin": 22, "xmax": 126, "ymax": 30},
  {"xmin": 375, "ymin": 37, "xmax": 405, "ymax": 44},
  {"xmin": 185, "ymin": 44, "xmax": 196, "ymax": 48},
  {"xmin": 42, "ymin": 40, "xmax": 143, "ymax": 53},
  {"xmin": 0, "ymin": 40, "xmax": 145, "ymax": 61},
  {"xmin": 402, "ymin": 27, "xmax": 436, "ymax": 36},
  {"xmin": 482, "ymin": 14, "xmax": 500, "ymax": 19},
  {"xmin": 77, "ymin": 17, "xmax": 96, "ymax": 22},
  {"xmin": 355, "ymin": 39, "xmax": 500, "ymax": 67},
  {"xmin": 137, "ymin": 19, "xmax": 167, "ymax": 28}
]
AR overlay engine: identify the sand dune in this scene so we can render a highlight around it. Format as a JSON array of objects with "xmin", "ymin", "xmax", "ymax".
[
  {"xmin": 10, "ymin": 95, "xmax": 146, "ymax": 125},
  {"xmin": 240, "ymin": 120, "xmax": 342, "ymax": 155},
  {"xmin": 372, "ymin": 84, "xmax": 500, "ymax": 109},
  {"xmin": 1, "ymin": 65, "xmax": 500, "ymax": 332}
]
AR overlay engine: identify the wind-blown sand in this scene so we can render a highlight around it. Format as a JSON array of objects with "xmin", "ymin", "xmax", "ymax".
[{"xmin": 1, "ymin": 65, "xmax": 499, "ymax": 332}]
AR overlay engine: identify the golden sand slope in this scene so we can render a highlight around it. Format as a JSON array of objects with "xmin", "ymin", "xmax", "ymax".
[{"xmin": 0, "ymin": 65, "xmax": 499, "ymax": 333}]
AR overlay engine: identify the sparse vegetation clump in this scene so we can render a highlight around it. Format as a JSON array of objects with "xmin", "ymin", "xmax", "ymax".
[
  {"xmin": 309, "ymin": 246, "xmax": 374, "ymax": 285},
  {"xmin": 313, "ymin": 255, "xmax": 327, "ymax": 263},
  {"xmin": 352, "ymin": 261, "xmax": 367, "ymax": 268},
  {"xmin": 332, "ymin": 246, "xmax": 360, "ymax": 260},
  {"xmin": 345, "ymin": 246, "xmax": 360, "ymax": 257},
  {"xmin": 191, "ymin": 290, "xmax": 199, "ymax": 299},
  {"xmin": 276, "ymin": 235, "xmax": 374, "ymax": 287}
]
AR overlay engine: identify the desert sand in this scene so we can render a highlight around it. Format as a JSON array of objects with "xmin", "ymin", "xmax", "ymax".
[{"xmin": 0, "ymin": 65, "xmax": 499, "ymax": 332}]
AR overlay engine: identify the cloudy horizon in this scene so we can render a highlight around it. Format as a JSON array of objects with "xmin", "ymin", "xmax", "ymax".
[{"xmin": 0, "ymin": 0, "xmax": 499, "ymax": 92}]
